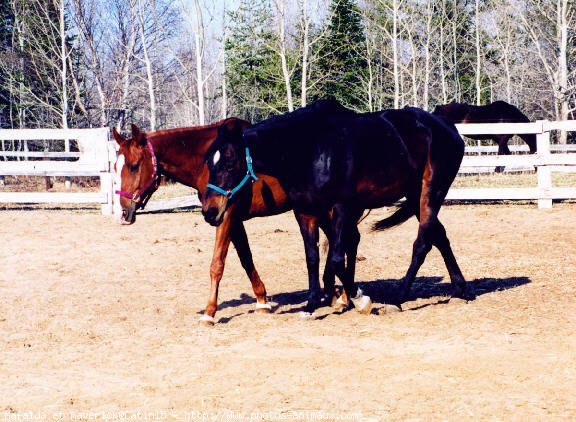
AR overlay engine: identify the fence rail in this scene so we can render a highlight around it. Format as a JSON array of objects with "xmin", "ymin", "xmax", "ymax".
[
  {"xmin": 449, "ymin": 120, "xmax": 576, "ymax": 208},
  {"xmin": 0, "ymin": 120, "xmax": 575, "ymax": 215},
  {"xmin": 0, "ymin": 127, "xmax": 114, "ymax": 214}
]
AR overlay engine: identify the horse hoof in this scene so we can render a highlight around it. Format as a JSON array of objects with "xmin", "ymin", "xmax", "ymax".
[
  {"xmin": 199, "ymin": 314, "xmax": 216, "ymax": 326},
  {"xmin": 452, "ymin": 286, "xmax": 476, "ymax": 303},
  {"xmin": 255, "ymin": 302, "xmax": 272, "ymax": 314},
  {"xmin": 356, "ymin": 296, "xmax": 373, "ymax": 314},
  {"xmin": 299, "ymin": 311, "xmax": 317, "ymax": 320},
  {"xmin": 351, "ymin": 289, "xmax": 372, "ymax": 315},
  {"xmin": 331, "ymin": 295, "xmax": 348, "ymax": 312},
  {"xmin": 379, "ymin": 304, "xmax": 403, "ymax": 315}
]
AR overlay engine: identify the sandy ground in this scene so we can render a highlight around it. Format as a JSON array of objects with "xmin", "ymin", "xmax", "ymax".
[{"xmin": 1, "ymin": 204, "xmax": 575, "ymax": 421}]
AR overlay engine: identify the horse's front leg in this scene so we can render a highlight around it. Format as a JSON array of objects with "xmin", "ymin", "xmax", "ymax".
[
  {"xmin": 318, "ymin": 216, "xmax": 338, "ymax": 306},
  {"xmin": 230, "ymin": 221, "xmax": 271, "ymax": 313},
  {"xmin": 294, "ymin": 211, "xmax": 323, "ymax": 318},
  {"xmin": 200, "ymin": 211, "xmax": 233, "ymax": 326},
  {"xmin": 495, "ymin": 136, "xmax": 512, "ymax": 173}
]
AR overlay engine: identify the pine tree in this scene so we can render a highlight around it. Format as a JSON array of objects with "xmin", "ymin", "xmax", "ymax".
[
  {"xmin": 225, "ymin": 1, "xmax": 285, "ymax": 122},
  {"xmin": 314, "ymin": 0, "xmax": 368, "ymax": 110}
]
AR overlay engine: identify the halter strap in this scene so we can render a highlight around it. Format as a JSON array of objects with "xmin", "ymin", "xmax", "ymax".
[
  {"xmin": 206, "ymin": 147, "xmax": 258, "ymax": 199},
  {"xmin": 115, "ymin": 139, "xmax": 159, "ymax": 207}
]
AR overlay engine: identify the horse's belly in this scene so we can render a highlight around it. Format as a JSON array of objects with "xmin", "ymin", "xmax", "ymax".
[{"xmin": 356, "ymin": 180, "xmax": 406, "ymax": 208}]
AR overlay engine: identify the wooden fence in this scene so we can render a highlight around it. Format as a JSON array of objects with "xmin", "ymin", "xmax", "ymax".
[
  {"xmin": 0, "ymin": 121, "xmax": 574, "ymax": 215},
  {"xmin": 0, "ymin": 128, "xmax": 115, "ymax": 214},
  {"xmin": 450, "ymin": 120, "xmax": 576, "ymax": 208}
]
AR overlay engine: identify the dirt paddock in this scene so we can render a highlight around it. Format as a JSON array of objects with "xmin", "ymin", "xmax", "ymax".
[{"xmin": 1, "ymin": 204, "xmax": 575, "ymax": 420}]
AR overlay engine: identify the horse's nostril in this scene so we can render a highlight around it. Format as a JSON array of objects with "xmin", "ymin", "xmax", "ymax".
[{"xmin": 203, "ymin": 207, "xmax": 218, "ymax": 221}]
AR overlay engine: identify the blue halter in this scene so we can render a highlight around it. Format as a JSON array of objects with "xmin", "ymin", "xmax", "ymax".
[{"xmin": 206, "ymin": 147, "xmax": 259, "ymax": 199}]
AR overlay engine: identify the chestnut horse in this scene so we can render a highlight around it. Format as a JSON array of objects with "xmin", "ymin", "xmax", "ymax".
[
  {"xmin": 433, "ymin": 100, "xmax": 537, "ymax": 155},
  {"xmin": 113, "ymin": 120, "xmax": 341, "ymax": 325},
  {"xmin": 201, "ymin": 101, "xmax": 473, "ymax": 317}
]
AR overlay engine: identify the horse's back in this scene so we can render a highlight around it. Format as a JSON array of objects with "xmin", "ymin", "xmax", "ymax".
[
  {"xmin": 483, "ymin": 100, "xmax": 530, "ymax": 123},
  {"xmin": 432, "ymin": 102, "xmax": 472, "ymax": 123}
]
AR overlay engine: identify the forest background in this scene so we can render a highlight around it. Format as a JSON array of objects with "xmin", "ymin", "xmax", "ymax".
[{"xmin": 0, "ymin": 0, "xmax": 574, "ymax": 139}]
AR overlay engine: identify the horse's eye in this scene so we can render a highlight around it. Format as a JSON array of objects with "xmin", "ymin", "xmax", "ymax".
[{"xmin": 129, "ymin": 164, "xmax": 139, "ymax": 173}]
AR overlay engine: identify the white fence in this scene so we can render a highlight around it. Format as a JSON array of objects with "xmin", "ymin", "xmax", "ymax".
[
  {"xmin": 0, "ymin": 121, "xmax": 574, "ymax": 214},
  {"xmin": 449, "ymin": 120, "xmax": 576, "ymax": 208},
  {"xmin": 0, "ymin": 128, "xmax": 115, "ymax": 214}
]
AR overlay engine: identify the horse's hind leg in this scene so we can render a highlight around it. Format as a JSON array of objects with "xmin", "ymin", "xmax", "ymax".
[
  {"xmin": 429, "ymin": 220, "xmax": 474, "ymax": 301},
  {"xmin": 395, "ymin": 169, "xmax": 471, "ymax": 305},
  {"xmin": 394, "ymin": 222, "xmax": 433, "ymax": 305},
  {"xmin": 230, "ymin": 221, "xmax": 270, "ymax": 313}
]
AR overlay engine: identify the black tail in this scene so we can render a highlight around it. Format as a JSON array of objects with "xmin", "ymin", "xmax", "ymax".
[{"xmin": 371, "ymin": 201, "xmax": 414, "ymax": 232}]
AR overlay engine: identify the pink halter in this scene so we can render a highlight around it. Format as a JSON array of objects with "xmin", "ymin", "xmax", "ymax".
[{"xmin": 115, "ymin": 139, "xmax": 159, "ymax": 207}]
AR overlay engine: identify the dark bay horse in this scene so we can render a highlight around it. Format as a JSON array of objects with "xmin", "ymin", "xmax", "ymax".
[
  {"xmin": 113, "ymin": 120, "xmax": 342, "ymax": 324},
  {"xmin": 433, "ymin": 100, "xmax": 537, "ymax": 155},
  {"xmin": 201, "ymin": 100, "xmax": 473, "ymax": 317}
]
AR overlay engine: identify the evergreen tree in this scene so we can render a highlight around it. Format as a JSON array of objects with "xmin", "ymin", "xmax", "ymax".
[
  {"xmin": 314, "ymin": 0, "xmax": 368, "ymax": 110},
  {"xmin": 225, "ymin": 0, "xmax": 285, "ymax": 122}
]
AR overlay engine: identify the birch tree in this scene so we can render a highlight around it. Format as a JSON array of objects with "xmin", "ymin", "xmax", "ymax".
[
  {"xmin": 296, "ymin": 0, "xmax": 329, "ymax": 107},
  {"xmin": 516, "ymin": 0, "xmax": 575, "ymax": 142},
  {"xmin": 271, "ymin": 0, "xmax": 295, "ymax": 112}
]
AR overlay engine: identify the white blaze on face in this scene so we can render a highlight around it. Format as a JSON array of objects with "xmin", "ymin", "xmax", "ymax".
[{"xmin": 213, "ymin": 150, "xmax": 221, "ymax": 165}]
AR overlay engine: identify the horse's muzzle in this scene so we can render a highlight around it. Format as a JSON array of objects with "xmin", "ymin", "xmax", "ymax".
[
  {"xmin": 202, "ymin": 206, "xmax": 224, "ymax": 227},
  {"xmin": 120, "ymin": 204, "xmax": 137, "ymax": 225},
  {"xmin": 202, "ymin": 194, "xmax": 228, "ymax": 227}
]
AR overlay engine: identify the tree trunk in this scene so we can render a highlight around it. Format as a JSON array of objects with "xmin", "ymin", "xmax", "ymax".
[
  {"xmin": 137, "ymin": 0, "xmax": 156, "ymax": 131},
  {"xmin": 474, "ymin": 0, "xmax": 481, "ymax": 105}
]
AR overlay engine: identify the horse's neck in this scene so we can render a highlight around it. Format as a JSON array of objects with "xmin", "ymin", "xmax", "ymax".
[
  {"xmin": 250, "ymin": 136, "xmax": 282, "ymax": 178},
  {"xmin": 149, "ymin": 131, "xmax": 212, "ymax": 189}
]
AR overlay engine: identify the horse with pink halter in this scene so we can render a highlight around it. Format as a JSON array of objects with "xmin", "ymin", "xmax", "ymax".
[{"xmin": 113, "ymin": 120, "xmax": 347, "ymax": 324}]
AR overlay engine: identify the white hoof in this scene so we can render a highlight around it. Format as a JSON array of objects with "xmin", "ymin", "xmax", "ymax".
[
  {"xmin": 351, "ymin": 289, "xmax": 372, "ymax": 315},
  {"xmin": 199, "ymin": 314, "xmax": 216, "ymax": 325},
  {"xmin": 332, "ymin": 296, "xmax": 348, "ymax": 312},
  {"xmin": 299, "ymin": 311, "xmax": 317, "ymax": 320},
  {"xmin": 255, "ymin": 302, "xmax": 272, "ymax": 311}
]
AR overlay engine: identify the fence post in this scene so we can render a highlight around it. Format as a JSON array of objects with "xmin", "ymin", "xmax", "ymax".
[
  {"xmin": 109, "ymin": 140, "xmax": 122, "ymax": 218},
  {"xmin": 100, "ymin": 130, "xmax": 115, "ymax": 216},
  {"xmin": 536, "ymin": 120, "xmax": 552, "ymax": 209},
  {"xmin": 100, "ymin": 171, "xmax": 113, "ymax": 215}
]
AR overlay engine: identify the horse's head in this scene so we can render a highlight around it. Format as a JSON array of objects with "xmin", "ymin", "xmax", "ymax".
[
  {"xmin": 113, "ymin": 124, "xmax": 159, "ymax": 225},
  {"xmin": 201, "ymin": 121, "xmax": 256, "ymax": 227}
]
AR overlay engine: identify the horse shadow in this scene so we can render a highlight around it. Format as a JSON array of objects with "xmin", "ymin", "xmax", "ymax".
[
  {"xmin": 357, "ymin": 276, "xmax": 531, "ymax": 311},
  {"xmin": 208, "ymin": 276, "xmax": 531, "ymax": 319}
]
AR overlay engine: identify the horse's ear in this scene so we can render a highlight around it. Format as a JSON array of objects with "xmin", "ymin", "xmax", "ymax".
[
  {"xmin": 131, "ymin": 124, "xmax": 146, "ymax": 147},
  {"xmin": 113, "ymin": 127, "xmax": 126, "ymax": 145},
  {"xmin": 131, "ymin": 124, "xmax": 141, "ymax": 138}
]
